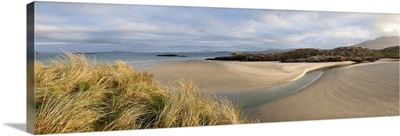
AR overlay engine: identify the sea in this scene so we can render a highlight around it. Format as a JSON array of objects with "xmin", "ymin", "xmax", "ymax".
[{"xmin": 35, "ymin": 52, "xmax": 231, "ymax": 70}]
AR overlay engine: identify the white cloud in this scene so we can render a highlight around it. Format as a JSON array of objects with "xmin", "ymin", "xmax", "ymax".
[
  {"xmin": 322, "ymin": 26, "xmax": 372, "ymax": 38},
  {"xmin": 114, "ymin": 23, "xmax": 160, "ymax": 32},
  {"xmin": 34, "ymin": 2, "xmax": 400, "ymax": 52},
  {"xmin": 36, "ymin": 42, "xmax": 72, "ymax": 46},
  {"xmin": 35, "ymin": 14, "xmax": 66, "ymax": 24},
  {"xmin": 36, "ymin": 25, "xmax": 100, "ymax": 32},
  {"xmin": 374, "ymin": 15, "xmax": 400, "ymax": 35}
]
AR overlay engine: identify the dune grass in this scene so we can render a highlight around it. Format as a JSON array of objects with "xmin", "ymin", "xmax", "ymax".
[{"xmin": 34, "ymin": 53, "xmax": 246, "ymax": 134}]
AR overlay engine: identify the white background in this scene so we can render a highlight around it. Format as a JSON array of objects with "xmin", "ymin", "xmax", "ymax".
[{"xmin": 0, "ymin": 0, "xmax": 399, "ymax": 136}]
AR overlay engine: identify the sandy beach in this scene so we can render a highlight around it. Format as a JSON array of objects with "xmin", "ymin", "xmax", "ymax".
[
  {"xmin": 244, "ymin": 60, "xmax": 399, "ymax": 122},
  {"xmin": 148, "ymin": 59, "xmax": 399, "ymax": 122},
  {"xmin": 147, "ymin": 60, "xmax": 354, "ymax": 93}
]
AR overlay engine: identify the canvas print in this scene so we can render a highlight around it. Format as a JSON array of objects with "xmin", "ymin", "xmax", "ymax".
[{"xmin": 27, "ymin": 1, "xmax": 400, "ymax": 134}]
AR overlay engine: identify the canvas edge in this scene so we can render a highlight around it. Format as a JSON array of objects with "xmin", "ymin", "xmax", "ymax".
[
  {"xmin": 27, "ymin": 1, "xmax": 35, "ymax": 134},
  {"xmin": 23, "ymin": 1, "xmax": 400, "ymax": 135}
]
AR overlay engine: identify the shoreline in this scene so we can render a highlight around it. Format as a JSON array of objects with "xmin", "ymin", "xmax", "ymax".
[
  {"xmin": 146, "ymin": 60, "xmax": 355, "ymax": 93},
  {"xmin": 147, "ymin": 59, "xmax": 399, "ymax": 122},
  {"xmin": 244, "ymin": 60, "xmax": 399, "ymax": 122},
  {"xmin": 218, "ymin": 69, "xmax": 326, "ymax": 108}
]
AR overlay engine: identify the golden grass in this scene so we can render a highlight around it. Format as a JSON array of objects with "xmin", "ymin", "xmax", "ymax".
[{"xmin": 34, "ymin": 53, "xmax": 246, "ymax": 134}]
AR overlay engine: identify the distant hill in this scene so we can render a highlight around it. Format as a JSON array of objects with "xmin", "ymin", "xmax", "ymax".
[{"xmin": 351, "ymin": 36, "xmax": 399, "ymax": 49}]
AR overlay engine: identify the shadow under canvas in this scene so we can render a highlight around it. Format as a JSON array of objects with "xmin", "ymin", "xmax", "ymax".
[{"xmin": 4, "ymin": 123, "xmax": 27, "ymax": 132}]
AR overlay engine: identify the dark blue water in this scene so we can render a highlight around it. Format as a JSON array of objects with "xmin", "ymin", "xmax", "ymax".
[{"xmin": 36, "ymin": 52, "xmax": 231, "ymax": 70}]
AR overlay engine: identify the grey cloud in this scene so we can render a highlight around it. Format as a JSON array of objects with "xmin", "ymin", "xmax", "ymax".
[{"xmin": 35, "ymin": 2, "xmax": 399, "ymax": 52}]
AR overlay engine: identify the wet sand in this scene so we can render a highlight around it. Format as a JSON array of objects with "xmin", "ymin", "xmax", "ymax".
[
  {"xmin": 147, "ymin": 60, "xmax": 354, "ymax": 93},
  {"xmin": 244, "ymin": 60, "xmax": 399, "ymax": 122},
  {"xmin": 147, "ymin": 59, "xmax": 399, "ymax": 122}
]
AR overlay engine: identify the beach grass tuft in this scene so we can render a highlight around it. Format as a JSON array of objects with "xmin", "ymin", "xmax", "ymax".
[{"xmin": 34, "ymin": 53, "xmax": 246, "ymax": 134}]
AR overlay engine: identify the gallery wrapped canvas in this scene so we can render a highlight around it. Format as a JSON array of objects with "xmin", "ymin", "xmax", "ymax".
[{"xmin": 27, "ymin": 1, "xmax": 399, "ymax": 134}]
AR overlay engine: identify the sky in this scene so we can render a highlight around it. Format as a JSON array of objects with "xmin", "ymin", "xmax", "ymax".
[{"xmin": 34, "ymin": 2, "xmax": 400, "ymax": 52}]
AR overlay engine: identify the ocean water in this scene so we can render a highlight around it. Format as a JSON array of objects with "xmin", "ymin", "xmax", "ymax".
[{"xmin": 35, "ymin": 52, "xmax": 231, "ymax": 70}]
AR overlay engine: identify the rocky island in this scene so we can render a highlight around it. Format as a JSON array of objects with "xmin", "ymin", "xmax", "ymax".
[
  {"xmin": 206, "ymin": 46, "xmax": 399, "ymax": 63},
  {"xmin": 156, "ymin": 54, "xmax": 187, "ymax": 57}
]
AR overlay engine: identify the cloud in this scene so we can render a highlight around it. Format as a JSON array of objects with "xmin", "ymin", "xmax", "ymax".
[
  {"xmin": 373, "ymin": 14, "xmax": 400, "ymax": 35},
  {"xmin": 36, "ymin": 42, "xmax": 72, "ymax": 45},
  {"xmin": 34, "ymin": 2, "xmax": 400, "ymax": 52}
]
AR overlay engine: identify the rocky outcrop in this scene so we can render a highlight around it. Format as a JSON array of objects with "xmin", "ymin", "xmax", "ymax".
[
  {"xmin": 375, "ymin": 46, "xmax": 400, "ymax": 59},
  {"xmin": 156, "ymin": 54, "xmax": 179, "ymax": 57},
  {"xmin": 207, "ymin": 47, "xmax": 381, "ymax": 63},
  {"xmin": 206, "ymin": 53, "xmax": 280, "ymax": 61}
]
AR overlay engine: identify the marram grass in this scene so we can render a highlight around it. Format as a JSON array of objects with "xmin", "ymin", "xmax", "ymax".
[{"xmin": 34, "ymin": 53, "xmax": 246, "ymax": 134}]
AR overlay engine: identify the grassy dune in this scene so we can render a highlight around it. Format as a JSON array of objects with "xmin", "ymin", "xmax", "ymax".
[{"xmin": 34, "ymin": 53, "xmax": 245, "ymax": 134}]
